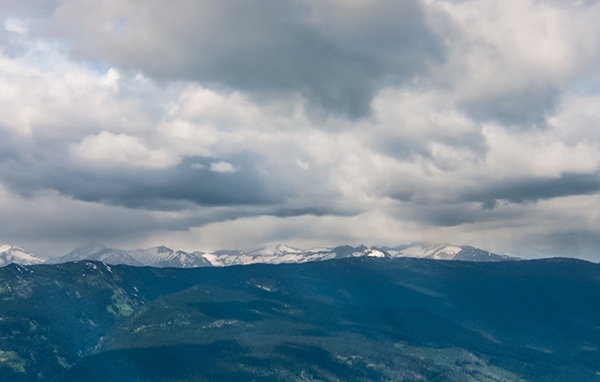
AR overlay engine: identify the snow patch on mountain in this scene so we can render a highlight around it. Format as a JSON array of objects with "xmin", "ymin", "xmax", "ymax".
[
  {"xmin": 388, "ymin": 244, "xmax": 461, "ymax": 259},
  {"xmin": 1, "ymin": 242, "xmax": 519, "ymax": 268},
  {"xmin": 52, "ymin": 244, "xmax": 141, "ymax": 266},
  {"xmin": 0, "ymin": 245, "xmax": 46, "ymax": 267},
  {"xmin": 251, "ymin": 244, "xmax": 302, "ymax": 256},
  {"xmin": 203, "ymin": 245, "xmax": 336, "ymax": 267}
]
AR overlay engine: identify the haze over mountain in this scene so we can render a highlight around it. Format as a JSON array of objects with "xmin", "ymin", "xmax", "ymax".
[{"xmin": 0, "ymin": 243, "xmax": 517, "ymax": 268}]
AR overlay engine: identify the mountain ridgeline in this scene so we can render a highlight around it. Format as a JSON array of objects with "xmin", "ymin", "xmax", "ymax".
[
  {"xmin": 0, "ymin": 243, "xmax": 517, "ymax": 268},
  {"xmin": 0, "ymin": 257, "xmax": 599, "ymax": 381}
]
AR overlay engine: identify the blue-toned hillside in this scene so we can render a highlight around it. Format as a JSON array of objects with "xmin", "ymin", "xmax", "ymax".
[{"xmin": 0, "ymin": 258, "xmax": 599, "ymax": 381}]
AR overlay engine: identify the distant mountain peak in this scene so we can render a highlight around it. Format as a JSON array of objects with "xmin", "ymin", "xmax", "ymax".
[
  {"xmin": 250, "ymin": 244, "xmax": 303, "ymax": 256},
  {"xmin": 1, "ymin": 242, "xmax": 519, "ymax": 269},
  {"xmin": 0, "ymin": 244, "xmax": 46, "ymax": 267},
  {"xmin": 154, "ymin": 245, "xmax": 173, "ymax": 253},
  {"xmin": 0, "ymin": 244, "xmax": 14, "ymax": 253}
]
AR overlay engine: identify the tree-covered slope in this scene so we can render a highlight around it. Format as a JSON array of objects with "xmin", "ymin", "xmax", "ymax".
[{"xmin": 1, "ymin": 258, "xmax": 599, "ymax": 381}]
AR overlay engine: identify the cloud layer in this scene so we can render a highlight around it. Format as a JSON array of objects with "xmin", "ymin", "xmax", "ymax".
[{"xmin": 1, "ymin": 0, "xmax": 600, "ymax": 259}]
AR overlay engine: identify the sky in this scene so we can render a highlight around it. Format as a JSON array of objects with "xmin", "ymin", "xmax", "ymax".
[{"xmin": 1, "ymin": 0, "xmax": 600, "ymax": 260}]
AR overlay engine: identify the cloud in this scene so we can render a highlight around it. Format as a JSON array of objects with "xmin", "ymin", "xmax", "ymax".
[
  {"xmin": 1, "ymin": 0, "xmax": 600, "ymax": 260},
  {"xmin": 1, "ymin": 157, "xmax": 283, "ymax": 210},
  {"xmin": 0, "ymin": 182, "xmax": 184, "ymax": 256},
  {"xmin": 71, "ymin": 131, "xmax": 181, "ymax": 169},
  {"xmin": 459, "ymin": 83, "xmax": 560, "ymax": 126},
  {"xmin": 4, "ymin": 19, "xmax": 27, "ymax": 35},
  {"xmin": 482, "ymin": 125, "xmax": 600, "ymax": 178},
  {"xmin": 35, "ymin": 0, "xmax": 446, "ymax": 118},
  {"xmin": 431, "ymin": 0, "xmax": 600, "ymax": 126},
  {"xmin": 463, "ymin": 172, "xmax": 600, "ymax": 208},
  {"xmin": 209, "ymin": 161, "xmax": 236, "ymax": 173}
]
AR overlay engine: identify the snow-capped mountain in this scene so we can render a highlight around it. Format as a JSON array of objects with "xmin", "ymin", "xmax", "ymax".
[
  {"xmin": 52, "ymin": 244, "xmax": 142, "ymax": 266},
  {"xmin": 1, "ymin": 243, "xmax": 518, "ymax": 268},
  {"xmin": 381, "ymin": 244, "xmax": 517, "ymax": 262},
  {"xmin": 189, "ymin": 243, "xmax": 514, "ymax": 266},
  {"xmin": 451, "ymin": 246, "xmax": 517, "ymax": 262},
  {"xmin": 330, "ymin": 245, "xmax": 388, "ymax": 259},
  {"xmin": 410, "ymin": 244, "xmax": 460, "ymax": 259},
  {"xmin": 203, "ymin": 244, "xmax": 336, "ymax": 266},
  {"xmin": 50, "ymin": 243, "xmax": 399, "ymax": 267},
  {"xmin": 0, "ymin": 245, "xmax": 46, "ymax": 267},
  {"xmin": 127, "ymin": 246, "xmax": 212, "ymax": 268},
  {"xmin": 52, "ymin": 244, "xmax": 211, "ymax": 268}
]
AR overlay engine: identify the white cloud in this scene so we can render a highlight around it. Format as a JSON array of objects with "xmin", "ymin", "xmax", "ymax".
[
  {"xmin": 4, "ymin": 18, "xmax": 27, "ymax": 35},
  {"xmin": 70, "ymin": 131, "xmax": 180, "ymax": 169},
  {"xmin": 548, "ymin": 92, "xmax": 600, "ymax": 144},
  {"xmin": 102, "ymin": 68, "xmax": 121, "ymax": 91},
  {"xmin": 483, "ymin": 125, "xmax": 600, "ymax": 178},
  {"xmin": 434, "ymin": 0, "xmax": 600, "ymax": 96},
  {"xmin": 157, "ymin": 119, "xmax": 219, "ymax": 158},
  {"xmin": 209, "ymin": 161, "xmax": 237, "ymax": 173},
  {"xmin": 0, "ymin": 46, "xmax": 154, "ymax": 138},
  {"xmin": 296, "ymin": 159, "xmax": 309, "ymax": 170}
]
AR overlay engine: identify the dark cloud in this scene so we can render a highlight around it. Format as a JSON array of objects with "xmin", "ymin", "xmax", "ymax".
[
  {"xmin": 384, "ymin": 171, "xmax": 600, "ymax": 228},
  {"xmin": 459, "ymin": 82, "xmax": 560, "ymax": 127},
  {"xmin": 0, "ymin": 155, "xmax": 281, "ymax": 210},
  {"xmin": 373, "ymin": 132, "xmax": 487, "ymax": 165},
  {"xmin": 388, "ymin": 197, "xmax": 527, "ymax": 228},
  {"xmin": 0, "ymin": 129, "xmax": 24, "ymax": 161},
  {"xmin": 43, "ymin": 0, "xmax": 445, "ymax": 118},
  {"xmin": 268, "ymin": 205, "xmax": 360, "ymax": 219},
  {"xmin": 463, "ymin": 172, "xmax": 600, "ymax": 208},
  {"xmin": 385, "ymin": 171, "xmax": 600, "ymax": 212},
  {"xmin": 408, "ymin": 204, "xmax": 479, "ymax": 227},
  {"xmin": 0, "ymin": 142, "xmax": 354, "ymax": 222}
]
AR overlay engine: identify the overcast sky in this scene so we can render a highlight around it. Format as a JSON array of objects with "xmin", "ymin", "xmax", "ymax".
[{"xmin": 1, "ymin": 0, "xmax": 600, "ymax": 259}]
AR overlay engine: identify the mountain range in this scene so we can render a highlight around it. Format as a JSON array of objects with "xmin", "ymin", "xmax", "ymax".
[
  {"xmin": 0, "ymin": 243, "xmax": 517, "ymax": 268},
  {"xmin": 0, "ymin": 257, "xmax": 598, "ymax": 381}
]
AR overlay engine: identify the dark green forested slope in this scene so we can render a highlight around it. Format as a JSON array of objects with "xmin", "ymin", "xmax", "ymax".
[{"xmin": 1, "ymin": 258, "xmax": 599, "ymax": 381}]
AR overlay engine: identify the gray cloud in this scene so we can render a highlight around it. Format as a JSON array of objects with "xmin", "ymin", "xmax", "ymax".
[
  {"xmin": 374, "ymin": 132, "xmax": 488, "ymax": 166},
  {"xmin": 386, "ymin": 172, "xmax": 600, "ymax": 217},
  {"xmin": 1, "ymin": 0, "xmax": 600, "ymax": 260},
  {"xmin": 395, "ymin": 201, "xmax": 526, "ymax": 228},
  {"xmin": 459, "ymin": 82, "xmax": 560, "ymax": 127},
  {"xmin": 0, "ymin": 0, "xmax": 57, "ymax": 19},
  {"xmin": 1, "ymin": 154, "xmax": 280, "ymax": 210},
  {"xmin": 406, "ymin": 204, "xmax": 480, "ymax": 227},
  {"xmin": 0, "ymin": 129, "xmax": 353, "ymax": 221},
  {"xmin": 464, "ymin": 173, "xmax": 600, "ymax": 209},
  {"xmin": 40, "ymin": 0, "xmax": 445, "ymax": 118}
]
